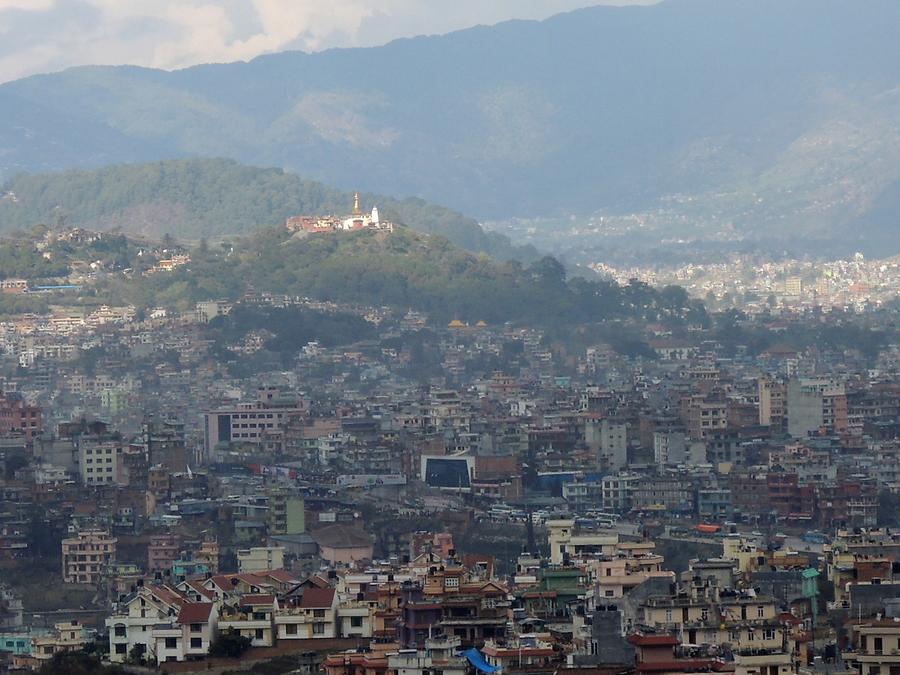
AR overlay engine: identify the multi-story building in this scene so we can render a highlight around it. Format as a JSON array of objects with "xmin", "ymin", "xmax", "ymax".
[
  {"xmin": 61, "ymin": 529, "xmax": 117, "ymax": 585},
  {"xmin": 267, "ymin": 491, "xmax": 305, "ymax": 536},
  {"xmin": 275, "ymin": 588, "xmax": 338, "ymax": 640},
  {"xmin": 0, "ymin": 392, "xmax": 41, "ymax": 441},
  {"xmin": 843, "ymin": 619, "xmax": 900, "ymax": 675},
  {"xmin": 586, "ymin": 418, "xmax": 628, "ymax": 471},
  {"xmin": 218, "ymin": 595, "xmax": 278, "ymax": 647},
  {"xmin": 147, "ymin": 533, "xmax": 182, "ymax": 577},
  {"xmin": 237, "ymin": 546, "xmax": 285, "ymax": 573},
  {"xmin": 758, "ymin": 377, "xmax": 787, "ymax": 434},
  {"xmin": 787, "ymin": 377, "xmax": 848, "ymax": 438},
  {"xmin": 547, "ymin": 520, "xmax": 618, "ymax": 565},
  {"xmin": 106, "ymin": 584, "xmax": 187, "ymax": 662},
  {"xmin": 151, "ymin": 602, "xmax": 217, "ymax": 665},
  {"xmin": 203, "ymin": 388, "xmax": 308, "ymax": 456},
  {"xmin": 77, "ymin": 437, "xmax": 124, "ymax": 486}
]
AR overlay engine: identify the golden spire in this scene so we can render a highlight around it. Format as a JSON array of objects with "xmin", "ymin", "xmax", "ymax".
[{"xmin": 352, "ymin": 192, "xmax": 362, "ymax": 216}]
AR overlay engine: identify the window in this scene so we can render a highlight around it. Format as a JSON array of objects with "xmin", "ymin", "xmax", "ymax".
[
  {"xmin": 763, "ymin": 629, "xmax": 776, "ymax": 641},
  {"xmin": 165, "ymin": 637, "xmax": 177, "ymax": 649},
  {"xmin": 255, "ymin": 629, "xmax": 264, "ymax": 640},
  {"xmin": 874, "ymin": 637, "xmax": 883, "ymax": 653},
  {"xmin": 444, "ymin": 577, "xmax": 459, "ymax": 588},
  {"xmin": 190, "ymin": 623, "xmax": 202, "ymax": 633},
  {"xmin": 747, "ymin": 630, "xmax": 755, "ymax": 641},
  {"xmin": 313, "ymin": 623, "xmax": 325, "ymax": 635},
  {"xmin": 665, "ymin": 609, "xmax": 673, "ymax": 622},
  {"xmin": 351, "ymin": 616, "xmax": 363, "ymax": 628},
  {"xmin": 313, "ymin": 609, "xmax": 325, "ymax": 618},
  {"xmin": 114, "ymin": 625, "xmax": 126, "ymax": 637},
  {"xmin": 285, "ymin": 624, "xmax": 297, "ymax": 635},
  {"xmin": 757, "ymin": 606, "xmax": 765, "ymax": 618},
  {"xmin": 190, "ymin": 638, "xmax": 202, "ymax": 649},
  {"xmin": 115, "ymin": 644, "xmax": 127, "ymax": 655}
]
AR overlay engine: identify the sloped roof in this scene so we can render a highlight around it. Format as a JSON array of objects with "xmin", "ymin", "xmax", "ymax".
[
  {"xmin": 177, "ymin": 602, "xmax": 213, "ymax": 624},
  {"xmin": 311, "ymin": 524, "xmax": 372, "ymax": 549},
  {"xmin": 240, "ymin": 594, "xmax": 276, "ymax": 606},
  {"xmin": 299, "ymin": 587, "xmax": 336, "ymax": 608}
]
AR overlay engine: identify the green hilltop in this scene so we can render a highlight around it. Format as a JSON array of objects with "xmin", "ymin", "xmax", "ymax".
[{"xmin": 0, "ymin": 158, "xmax": 535, "ymax": 261}]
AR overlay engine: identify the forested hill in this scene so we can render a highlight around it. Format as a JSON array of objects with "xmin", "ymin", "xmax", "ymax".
[
  {"xmin": 103, "ymin": 226, "xmax": 704, "ymax": 328},
  {"xmin": 0, "ymin": 159, "xmax": 536, "ymax": 261}
]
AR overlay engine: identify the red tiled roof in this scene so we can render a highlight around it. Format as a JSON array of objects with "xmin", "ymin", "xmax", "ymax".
[
  {"xmin": 300, "ymin": 587, "xmax": 336, "ymax": 608},
  {"xmin": 207, "ymin": 573, "xmax": 269, "ymax": 591},
  {"xmin": 628, "ymin": 634, "xmax": 679, "ymax": 646},
  {"xmin": 777, "ymin": 612, "xmax": 803, "ymax": 625},
  {"xmin": 177, "ymin": 603, "xmax": 213, "ymax": 624},
  {"xmin": 149, "ymin": 584, "xmax": 185, "ymax": 607},
  {"xmin": 264, "ymin": 569, "xmax": 299, "ymax": 584},
  {"xmin": 182, "ymin": 580, "xmax": 215, "ymax": 600},
  {"xmin": 240, "ymin": 594, "xmax": 276, "ymax": 605}
]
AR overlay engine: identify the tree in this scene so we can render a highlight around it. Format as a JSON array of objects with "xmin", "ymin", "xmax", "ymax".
[
  {"xmin": 127, "ymin": 644, "xmax": 147, "ymax": 665},
  {"xmin": 528, "ymin": 256, "xmax": 566, "ymax": 286},
  {"xmin": 209, "ymin": 629, "xmax": 252, "ymax": 658}
]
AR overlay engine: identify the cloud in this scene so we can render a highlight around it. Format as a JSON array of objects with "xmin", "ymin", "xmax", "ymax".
[{"xmin": 0, "ymin": 0, "xmax": 658, "ymax": 83}]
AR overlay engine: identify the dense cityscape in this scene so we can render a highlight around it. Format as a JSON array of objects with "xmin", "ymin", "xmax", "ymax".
[
  {"xmin": 3, "ymin": 1, "xmax": 900, "ymax": 675},
  {"xmin": 1, "ymin": 209, "xmax": 900, "ymax": 674}
]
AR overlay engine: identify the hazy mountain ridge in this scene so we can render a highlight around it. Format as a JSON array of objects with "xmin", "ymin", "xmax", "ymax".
[{"xmin": 1, "ymin": 0, "xmax": 900, "ymax": 246}]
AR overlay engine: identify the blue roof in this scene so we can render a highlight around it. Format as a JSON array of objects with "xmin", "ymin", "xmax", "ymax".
[{"xmin": 461, "ymin": 648, "xmax": 501, "ymax": 673}]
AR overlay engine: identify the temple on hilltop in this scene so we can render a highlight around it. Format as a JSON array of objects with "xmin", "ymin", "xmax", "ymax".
[{"xmin": 285, "ymin": 192, "xmax": 394, "ymax": 234}]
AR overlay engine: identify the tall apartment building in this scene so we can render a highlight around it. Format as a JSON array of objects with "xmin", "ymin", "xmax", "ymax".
[
  {"xmin": 787, "ymin": 377, "xmax": 848, "ymax": 438},
  {"xmin": 148, "ymin": 534, "xmax": 182, "ymax": 576},
  {"xmin": 77, "ymin": 438, "xmax": 124, "ymax": 486},
  {"xmin": 267, "ymin": 492, "xmax": 305, "ymax": 536},
  {"xmin": 683, "ymin": 393, "xmax": 728, "ymax": 440},
  {"xmin": 586, "ymin": 418, "xmax": 628, "ymax": 471},
  {"xmin": 758, "ymin": 377, "xmax": 787, "ymax": 434},
  {"xmin": 61, "ymin": 529, "xmax": 117, "ymax": 585}
]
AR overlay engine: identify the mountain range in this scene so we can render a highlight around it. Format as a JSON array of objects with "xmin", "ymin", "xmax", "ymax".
[{"xmin": 2, "ymin": 0, "xmax": 900, "ymax": 250}]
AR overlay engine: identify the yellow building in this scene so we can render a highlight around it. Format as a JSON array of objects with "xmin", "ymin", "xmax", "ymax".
[
  {"xmin": 843, "ymin": 620, "xmax": 900, "ymax": 675},
  {"xmin": 61, "ymin": 529, "xmax": 117, "ymax": 585}
]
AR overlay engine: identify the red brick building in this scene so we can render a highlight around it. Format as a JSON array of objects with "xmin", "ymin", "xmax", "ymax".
[{"xmin": 0, "ymin": 393, "xmax": 42, "ymax": 441}]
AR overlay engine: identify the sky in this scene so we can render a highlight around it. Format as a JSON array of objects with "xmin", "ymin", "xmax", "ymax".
[{"xmin": 0, "ymin": 0, "xmax": 657, "ymax": 84}]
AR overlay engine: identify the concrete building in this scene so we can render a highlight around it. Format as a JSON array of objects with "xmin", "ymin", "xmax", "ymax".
[
  {"xmin": 203, "ymin": 388, "xmax": 307, "ymax": 456},
  {"xmin": 587, "ymin": 418, "xmax": 628, "ymax": 471},
  {"xmin": 547, "ymin": 520, "xmax": 618, "ymax": 565},
  {"xmin": 267, "ymin": 492, "xmax": 305, "ymax": 536},
  {"xmin": 77, "ymin": 438, "xmax": 124, "ymax": 486},
  {"xmin": 236, "ymin": 546, "xmax": 285, "ymax": 573},
  {"xmin": 843, "ymin": 619, "xmax": 900, "ymax": 675},
  {"xmin": 61, "ymin": 529, "xmax": 117, "ymax": 585},
  {"xmin": 787, "ymin": 377, "xmax": 848, "ymax": 438},
  {"xmin": 654, "ymin": 430, "xmax": 687, "ymax": 466},
  {"xmin": 758, "ymin": 377, "xmax": 787, "ymax": 433}
]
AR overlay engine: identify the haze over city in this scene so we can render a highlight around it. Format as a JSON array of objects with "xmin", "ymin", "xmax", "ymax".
[{"xmin": 1, "ymin": 2, "xmax": 900, "ymax": 675}]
